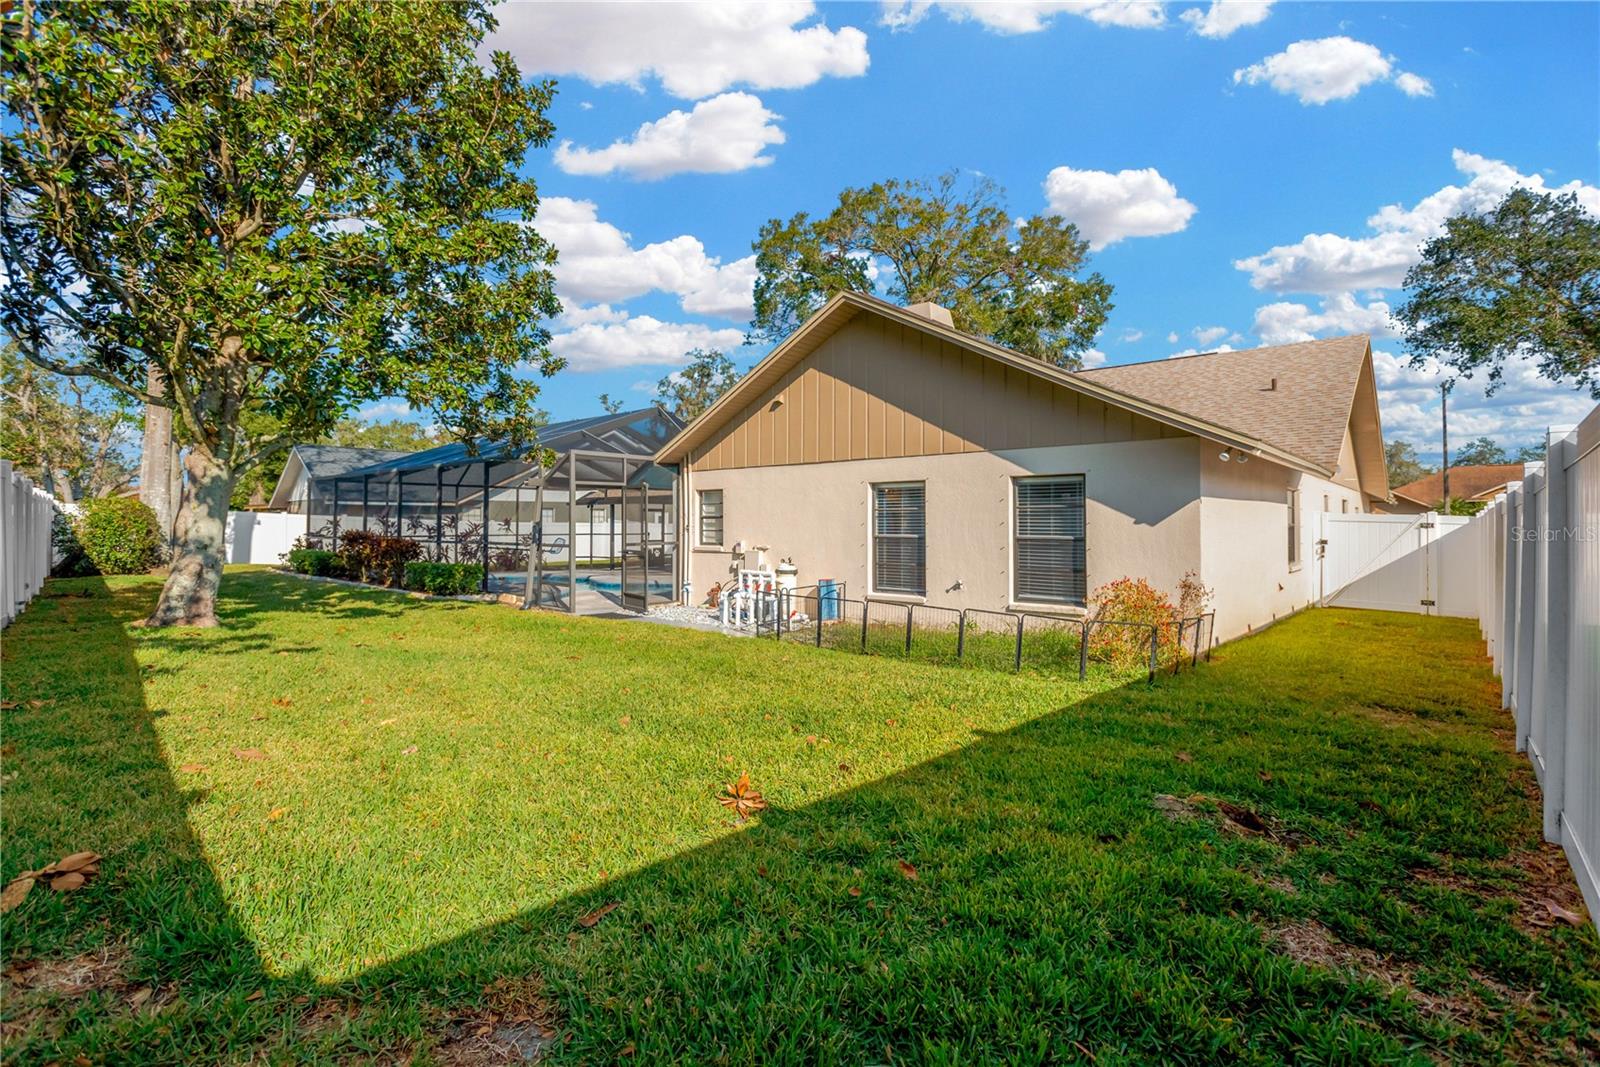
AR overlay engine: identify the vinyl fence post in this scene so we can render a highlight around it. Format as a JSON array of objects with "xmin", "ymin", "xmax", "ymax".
[
  {"xmin": 1147, "ymin": 625, "xmax": 1159, "ymax": 682},
  {"xmin": 1078, "ymin": 620, "xmax": 1089, "ymax": 681},
  {"xmin": 1013, "ymin": 614, "xmax": 1024, "ymax": 672},
  {"xmin": 956, "ymin": 610, "xmax": 966, "ymax": 660}
]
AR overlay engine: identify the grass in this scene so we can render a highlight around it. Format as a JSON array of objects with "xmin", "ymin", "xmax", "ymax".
[{"xmin": 1, "ymin": 567, "xmax": 1596, "ymax": 1064}]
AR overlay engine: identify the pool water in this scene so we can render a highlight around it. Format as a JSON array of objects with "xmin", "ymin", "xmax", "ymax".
[{"xmin": 577, "ymin": 574, "xmax": 675, "ymax": 596}]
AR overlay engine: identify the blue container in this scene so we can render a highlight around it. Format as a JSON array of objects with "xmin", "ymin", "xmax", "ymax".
[{"xmin": 818, "ymin": 578, "xmax": 839, "ymax": 621}]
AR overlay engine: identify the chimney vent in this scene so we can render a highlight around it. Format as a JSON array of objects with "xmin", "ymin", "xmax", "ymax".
[
  {"xmin": 1266, "ymin": 377, "xmax": 1278, "ymax": 391},
  {"xmin": 905, "ymin": 301, "xmax": 954, "ymax": 328}
]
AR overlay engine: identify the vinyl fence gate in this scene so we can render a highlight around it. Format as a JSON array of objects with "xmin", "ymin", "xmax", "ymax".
[{"xmin": 1317, "ymin": 511, "xmax": 1477, "ymax": 617}]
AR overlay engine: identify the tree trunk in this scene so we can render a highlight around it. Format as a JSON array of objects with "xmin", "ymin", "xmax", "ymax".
[
  {"xmin": 139, "ymin": 367, "xmax": 179, "ymax": 546},
  {"xmin": 144, "ymin": 450, "xmax": 235, "ymax": 627}
]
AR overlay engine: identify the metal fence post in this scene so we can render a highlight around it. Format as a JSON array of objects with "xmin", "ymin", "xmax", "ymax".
[
  {"xmin": 1206, "ymin": 613, "xmax": 1215, "ymax": 661},
  {"xmin": 956, "ymin": 610, "xmax": 966, "ymax": 660},
  {"xmin": 1013, "ymin": 614, "xmax": 1024, "ymax": 672},
  {"xmin": 1192, "ymin": 616, "xmax": 1202, "ymax": 667},
  {"xmin": 904, "ymin": 605, "xmax": 913, "ymax": 655},
  {"xmin": 1078, "ymin": 620, "xmax": 1089, "ymax": 681},
  {"xmin": 860, "ymin": 600, "xmax": 869, "ymax": 652},
  {"xmin": 1171, "ymin": 621, "xmax": 1184, "ymax": 676},
  {"xmin": 1147, "ymin": 625, "xmax": 1159, "ymax": 682},
  {"xmin": 815, "ymin": 593, "xmax": 823, "ymax": 647}
]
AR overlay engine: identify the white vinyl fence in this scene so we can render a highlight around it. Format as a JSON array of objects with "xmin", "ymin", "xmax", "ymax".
[
  {"xmin": 1, "ymin": 460, "xmax": 60, "ymax": 628},
  {"xmin": 224, "ymin": 510, "xmax": 304, "ymax": 565},
  {"xmin": 1479, "ymin": 402, "xmax": 1600, "ymax": 925},
  {"xmin": 1318, "ymin": 512, "xmax": 1475, "ymax": 615}
]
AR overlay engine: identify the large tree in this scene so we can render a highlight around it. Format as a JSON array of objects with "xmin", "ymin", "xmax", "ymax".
[
  {"xmin": 1, "ymin": 345, "xmax": 138, "ymax": 501},
  {"xmin": 656, "ymin": 348, "xmax": 739, "ymax": 422},
  {"xmin": 1451, "ymin": 436, "xmax": 1510, "ymax": 467},
  {"xmin": 1397, "ymin": 188, "xmax": 1600, "ymax": 397},
  {"xmin": 751, "ymin": 172, "xmax": 1113, "ymax": 368},
  {"xmin": 1384, "ymin": 440, "xmax": 1433, "ymax": 488},
  {"xmin": 2, "ymin": 0, "xmax": 562, "ymax": 625}
]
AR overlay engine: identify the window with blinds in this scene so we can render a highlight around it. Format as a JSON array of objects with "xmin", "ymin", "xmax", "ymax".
[
  {"xmin": 872, "ymin": 482, "xmax": 926, "ymax": 595},
  {"xmin": 698, "ymin": 489, "xmax": 723, "ymax": 546},
  {"xmin": 1013, "ymin": 476, "xmax": 1086, "ymax": 606}
]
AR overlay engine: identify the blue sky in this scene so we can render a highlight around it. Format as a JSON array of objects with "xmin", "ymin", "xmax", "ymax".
[{"xmin": 423, "ymin": 0, "xmax": 1600, "ymax": 461}]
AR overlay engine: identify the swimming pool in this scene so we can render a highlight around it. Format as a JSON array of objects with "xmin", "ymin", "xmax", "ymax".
[{"xmin": 577, "ymin": 574, "xmax": 675, "ymax": 596}]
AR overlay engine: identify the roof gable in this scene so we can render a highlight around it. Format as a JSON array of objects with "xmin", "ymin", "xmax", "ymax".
[
  {"xmin": 658, "ymin": 292, "xmax": 1343, "ymax": 475},
  {"xmin": 1393, "ymin": 463, "xmax": 1525, "ymax": 506}
]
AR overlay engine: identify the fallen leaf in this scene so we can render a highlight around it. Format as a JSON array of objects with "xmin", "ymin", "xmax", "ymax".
[
  {"xmin": 619, "ymin": 715, "xmax": 631, "ymax": 727},
  {"xmin": 0, "ymin": 700, "xmax": 18, "ymax": 710},
  {"xmin": 400, "ymin": 745, "xmax": 418, "ymax": 756},
  {"xmin": 1546, "ymin": 901, "xmax": 1584, "ymax": 926},
  {"xmin": 377, "ymin": 718, "xmax": 397, "ymax": 727},
  {"xmin": 1175, "ymin": 751, "xmax": 1193, "ymax": 764},
  {"xmin": 896, "ymin": 860, "xmax": 919, "ymax": 881},
  {"xmin": 885, "ymin": 718, "xmax": 899, "ymax": 727},
  {"xmin": 847, "ymin": 886, "xmax": 862, "ymax": 897},
  {"xmin": 128, "ymin": 986, "xmax": 153, "ymax": 1008},
  {"xmin": 717, "ymin": 772, "xmax": 768, "ymax": 821},
  {"xmin": 233, "ymin": 748, "xmax": 265, "ymax": 761},
  {"xmin": 246, "ymin": 989, "xmax": 265, "ymax": 1002},
  {"xmin": 272, "ymin": 697, "xmax": 292, "ymax": 708},
  {"xmin": 179, "ymin": 764, "xmax": 206, "ymax": 774},
  {"xmin": 55, "ymin": 851, "xmax": 99, "ymax": 873},
  {"xmin": 50, "ymin": 872, "xmax": 85, "ymax": 892},
  {"xmin": 1214, "ymin": 800, "xmax": 1268, "ymax": 835},
  {"xmin": 1, "ymin": 876, "xmax": 35, "ymax": 912},
  {"xmin": 618, "ymin": 1044, "xmax": 636, "ymax": 1057},
  {"xmin": 1258, "ymin": 770, "xmax": 1274, "ymax": 783},
  {"xmin": 577, "ymin": 901, "xmax": 620, "ymax": 929},
  {"xmin": 266, "ymin": 807, "xmax": 289, "ymax": 821}
]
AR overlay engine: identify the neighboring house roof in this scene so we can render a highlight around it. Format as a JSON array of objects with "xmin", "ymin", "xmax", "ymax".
[
  {"xmin": 1076, "ymin": 336, "xmax": 1373, "ymax": 476},
  {"xmin": 1391, "ymin": 463, "xmax": 1524, "ymax": 507},
  {"xmin": 658, "ymin": 291, "xmax": 1386, "ymax": 495},
  {"xmin": 266, "ymin": 445, "xmax": 415, "ymax": 510}
]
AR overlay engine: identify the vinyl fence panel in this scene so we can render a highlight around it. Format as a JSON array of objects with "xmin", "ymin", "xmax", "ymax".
[{"xmin": 1, "ymin": 461, "xmax": 59, "ymax": 628}]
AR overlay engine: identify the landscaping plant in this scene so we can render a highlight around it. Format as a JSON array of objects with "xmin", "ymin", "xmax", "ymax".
[
  {"xmin": 70, "ymin": 497, "xmax": 163, "ymax": 576},
  {"xmin": 285, "ymin": 549, "xmax": 345, "ymax": 579},
  {"xmin": 403, "ymin": 562, "xmax": 486, "ymax": 596}
]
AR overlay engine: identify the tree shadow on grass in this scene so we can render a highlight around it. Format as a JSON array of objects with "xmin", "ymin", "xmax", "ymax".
[{"xmin": 2, "ymin": 586, "xmax": 1595, "ymax": 1064}]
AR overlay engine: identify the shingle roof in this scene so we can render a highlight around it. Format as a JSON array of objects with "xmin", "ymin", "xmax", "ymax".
[
  {"xmin": 1392, "ymin": 463, "xmax": 1524, "ymax": 506},
  {"xmin": 1076, "ymin": 335, "xmax": 1372, "ymax": 471}
]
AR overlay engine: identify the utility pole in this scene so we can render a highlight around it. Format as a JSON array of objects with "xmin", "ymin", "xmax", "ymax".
[{"xmin": 1440, "ymin": 379, "xmax": 1452, "ymax": 514}]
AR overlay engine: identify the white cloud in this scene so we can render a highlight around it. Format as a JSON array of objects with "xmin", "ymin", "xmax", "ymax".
[
  {"xmin": 1166, "ymin": 331, "xmax": 1180, "ymax": 344},
  {"xmin": 1252, "ymin": 293, "xmax": 1396, "ymax": 345},
  {"xmin": 1192, "ymin": 325, "xmax": 1230, "ymax": 346},
  {"xmin": 1119, "ymin": 328, "xmax": 1144, "ymax": 343},
  {"xmin": 1080, "ymin": 347, "xmax": 1109, "ymax": 368},
  {"xmin": 1180, "ymin": 1, "xmax": 1272, "ymax": 38},
  {"xmin": 356, "ymin": 399, "xmax": 421, "ymax": 423},
  {"xmin": 1170, "ymin": 344, "xmax": 1236, "ymax": 358},
  {"xmin": 538, "ymin": 196, "xmax": 756, "ymax": 320},
  {"xmin": 1372, "ymin": 347, "xmax": 1594, "ymax": 451},
  {"xmin": 1235, "ymin": 149, "xmax": 1600, "ymax": 293},
  {"xmin": 484, "ymin": 1, "xmax": 869, "ymax": 99},
  {"xmin": 1233, "ymin": 36, "xmax": 1426, "ymax": 105},
  {"xmin": 880, "ymin": 1, "xmax": 1166, "ymax": 33},
  {"xmin": 1393, "ymin": 71, "xmax": 1433, "ymax": 97},
  {"xmin": 553, "ymin": 93, "xmax": 785, "ymax": 180},
  {"xmin": 549, "ymin": 314, "xmax": 746, "ymax": 371},
  {"xmin": 1041, "ymin": 165, "xmax": 1197, "ymax": 249},
  {"xmin": 553, "ymin": 301, "xmax": 629, "ymax": 329}
]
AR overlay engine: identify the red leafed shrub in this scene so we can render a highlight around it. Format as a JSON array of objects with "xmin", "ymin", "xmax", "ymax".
[
  {"xmin": 1088, "ymin": 577, "xmax": 1176, "ymax": 672},
  {"xmin": 339, "ymin": 529, "xmax": 421, "ymax": 587}
]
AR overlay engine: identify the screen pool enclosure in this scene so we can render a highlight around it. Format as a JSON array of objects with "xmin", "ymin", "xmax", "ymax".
[{"xmin": 303, "ymin": 407, "xmax": 683, "ymax": 613}]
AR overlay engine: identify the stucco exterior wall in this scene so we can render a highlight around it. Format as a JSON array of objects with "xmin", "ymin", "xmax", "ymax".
[{"xmin": 682, "ymin": 437, "xmax": 1202, "ymax": 615}]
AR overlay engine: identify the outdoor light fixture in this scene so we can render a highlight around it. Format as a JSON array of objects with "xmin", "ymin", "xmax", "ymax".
[
  {"xmin": 1237, "ymin": 454, "xmax": 1250, "ymax": 464},
  {"xmin": 1219, "ymin": 449, "xmax": 1232, "ymax": 461}
]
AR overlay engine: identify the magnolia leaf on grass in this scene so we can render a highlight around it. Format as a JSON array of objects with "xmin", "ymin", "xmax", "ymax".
[
  {"xmin": 1, "ymin": 876, "xmax": 35, "ymax": 912},
  {"xmin": 577, "ymin": 901, "xmax": 620, "ymax": 929},
  {"xmin": 717, "ymin": 772, "xmax": 768, "ymax": 821}
]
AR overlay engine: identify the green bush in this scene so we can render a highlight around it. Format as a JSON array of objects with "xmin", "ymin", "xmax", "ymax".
[
  {"xmin": 286, "ymin": 548, "xmax": 345, "ymax": 577},
  {"xmin": 51, "ymin": 511, "xmax": 97, "ymax": 577},
  {"xmin": 72, "ymin": 496, "xmax": 163, "ymax": 575},
  {"xmin": 403, "ymin": 561, "xmax": 485, "ymax": 596}
]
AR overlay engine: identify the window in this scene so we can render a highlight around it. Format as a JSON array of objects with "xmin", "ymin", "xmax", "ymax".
[
  {"xmin": 1322, "ymin": 494, "xmax": 1329, "ymax": 512},
  {"xmin": 1287, "ymin": 487, "xmax": 1302, "ymax": 570},
  {"xmin": 1013, "ymin": 476, "xmax": 1086, "ymax": 606},
  {"xmin": 698, "ymin": 489, "xmax": 724, "ymax": 546},
  {"xmin": 1341, "ymin": 498, "xmax": 1349, "ymax": 514},
  {"xmin": 872, "ymin": 482, "xmax": 926, "ymax": 595}
]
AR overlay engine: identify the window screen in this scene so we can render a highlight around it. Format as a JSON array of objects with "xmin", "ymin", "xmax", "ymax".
[
  {"xmin": 698, "ymin": 489, "xmax": 723, "ymax": 546},
  {"xmin": 1013, "ymin": 476, "xmax": 1086, "ymax": 606},
  {"xmin": 872, "ymin": 483, "xmax": 926, "ymax": 595},
  {"xmin": 1287, "ymin": 487, "xmax": 1302, "ymax": 568}
]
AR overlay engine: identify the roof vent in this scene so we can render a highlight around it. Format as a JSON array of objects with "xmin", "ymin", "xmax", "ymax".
[
  {"xmin": 1265, "ymin": 377, "xmax": 1278, "ymax": 391},
  {"xmin": 905, "ymin": 301, "xmax": 954, "ymax": 328}
]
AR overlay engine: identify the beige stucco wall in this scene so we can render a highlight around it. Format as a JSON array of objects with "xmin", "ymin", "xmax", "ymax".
[{"xmin": 682, "ymin": 437, "xmax": 1203, "ymax": 616}]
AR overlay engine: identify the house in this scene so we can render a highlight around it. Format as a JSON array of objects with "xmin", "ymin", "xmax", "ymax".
[
  {"xmin": 266, "ymin": 445, "xmax": 417, "ymax": 513},
  {"xmin": 655, "ymin": 292, "xmax": 1390, "ymax": 641},
  {"xmin": 1379, "ymin": 463, "xmax": 1524, "ymax": 514}
]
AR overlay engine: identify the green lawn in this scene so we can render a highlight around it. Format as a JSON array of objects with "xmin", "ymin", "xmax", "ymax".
[{"xmin": 2, "ymin": 568, "xmax": 1596, "ymax": 1064}]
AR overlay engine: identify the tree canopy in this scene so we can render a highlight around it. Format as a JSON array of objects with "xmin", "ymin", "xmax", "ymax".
[
  {"xmin": 750, "ymin": 172, "xmax": 1113, "ymax": 368},
  {"xmin": 1397, "ymin": 189, "xmax": 1600, "ymax": 397},
  {"xmin": 1, "ymin": 345, "xmax": 138, "ymax": 501},
  {"xmin": 656, "ymin": 349, "xmax": 739, "ymax": 422},
  {"xmin": 1384, "ymin": 440, "xmax": 1433, "ymax": 488},
  {"xmin": 2, "ymin": 0, "xmax": 562, "ymax": 623}
]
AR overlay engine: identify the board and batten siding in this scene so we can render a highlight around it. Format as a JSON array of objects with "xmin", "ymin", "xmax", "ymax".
[{"xmin": 686, "ymin": 314, "xmax": 1187, "ymax": 472}]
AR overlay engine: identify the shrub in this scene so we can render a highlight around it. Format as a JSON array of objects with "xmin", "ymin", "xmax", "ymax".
[
  {"xmin": 1087, "ymin": 577, "xmax": 1177, "ymax": 672},
  {"xmin": 50, "ymin": 510, "xmax": 97, "ymax": 577},
  {"xmin": 286, "ymin": 548, "xmax": 345, "ymax": 577},
  {"xmin": 403, "ymin": 561, "xmax": 485, "ymax": 596},
  {"xmin": 72, "ymin": 496, "xmax": 163, "ymax": 575},
  {"xmin": 339, "ymin": 530, "xmax": 420, "ymax": 586}
]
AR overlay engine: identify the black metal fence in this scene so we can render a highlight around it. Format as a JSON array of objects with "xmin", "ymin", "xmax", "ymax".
[{"xmin": 763, "ymin": 586, "xmax": 1215, "ymax": 684}]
